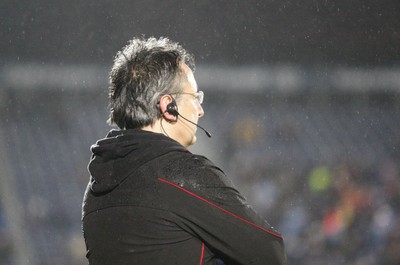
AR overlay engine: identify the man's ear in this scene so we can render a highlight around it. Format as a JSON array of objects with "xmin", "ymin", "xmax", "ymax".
[{"xmin": 159, "ymin": 95, "xmax": 177, "ymax": 122}]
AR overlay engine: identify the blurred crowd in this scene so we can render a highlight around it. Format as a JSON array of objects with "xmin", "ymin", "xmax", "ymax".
[{"xmin": 226, "ymin": 126, "xmax": 400, "ymax": 265}]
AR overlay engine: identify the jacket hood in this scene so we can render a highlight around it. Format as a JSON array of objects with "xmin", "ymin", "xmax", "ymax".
[{"xmin": 88, "ymin": 129, "xmax": 187, "ymax": 194}]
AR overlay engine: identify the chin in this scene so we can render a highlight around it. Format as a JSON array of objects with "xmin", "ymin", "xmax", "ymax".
[
  {"xmin": 184, "ymin": 135, "xmax": 197, "ymax": 147},
  {"xmin": 190, "ymin": 135, "xmax": 197, "ymax": 146}
]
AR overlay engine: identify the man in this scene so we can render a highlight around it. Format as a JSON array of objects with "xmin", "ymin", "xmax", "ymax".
[{"xmin": 82, "ymin": 37, "xmax": 287, "ymax": 265}]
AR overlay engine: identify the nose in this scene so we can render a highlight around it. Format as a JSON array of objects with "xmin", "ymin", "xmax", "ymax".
[{"xmin": 197, "ymin": 104, "xmax": 205, "ymax": 118}]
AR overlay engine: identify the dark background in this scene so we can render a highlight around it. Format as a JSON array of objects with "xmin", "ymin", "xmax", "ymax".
[{"xmin": 2, "ymin": 0, "xmax": 400, "ymax": 66}]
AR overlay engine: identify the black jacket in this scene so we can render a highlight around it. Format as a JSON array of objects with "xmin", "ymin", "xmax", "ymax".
[{"xmin": 82, "ymin": 129, "xmax": 287, "ymax": 265}]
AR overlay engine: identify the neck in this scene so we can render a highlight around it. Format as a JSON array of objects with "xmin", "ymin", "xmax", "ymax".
[
  {"xmin": 141, "ymin": 119, "xmax": 182, "ymax": 145},
  {"xmin": 141, "ymin": 119, "xmax": 163, "ymax": 134},
  {"xmin": 142, "ymin": 118, "xmax": 195, "ymax": 148}
]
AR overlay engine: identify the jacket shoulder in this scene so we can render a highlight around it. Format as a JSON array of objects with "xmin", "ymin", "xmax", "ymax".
[
  {"xmin": 157, "ymin": 152, "xmax": 232, "ymax": 186},
  {"xmin": 155, "ymin": 152, "xmax": 244, "ymax": 206}
]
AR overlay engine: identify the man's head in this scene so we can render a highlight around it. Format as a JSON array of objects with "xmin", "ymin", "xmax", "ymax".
[{"xmin": 108, "ymin": 37, "xmax": 204, "ymax": 147}]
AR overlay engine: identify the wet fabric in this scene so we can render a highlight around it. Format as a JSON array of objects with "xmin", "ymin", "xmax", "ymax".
[{"xmin": 82, "ymin": 129, "xmax": 286, "ymax": 265}]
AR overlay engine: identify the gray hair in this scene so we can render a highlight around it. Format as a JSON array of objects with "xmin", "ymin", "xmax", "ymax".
[{"xmin": 108, "ymin": 36, "xmax": 195, "ymax": 129}]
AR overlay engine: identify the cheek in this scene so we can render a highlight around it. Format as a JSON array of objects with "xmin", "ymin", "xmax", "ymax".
[
  {"xmin": 191, "ymin": 105, "xmax": 200, "ymax": 119},
  {"xmin": 191, "ymin": 100, "xmax": 201, "ymax": 113},
  {"xmin": 184, "ymin": 101, "xmax": 198, "ymax": 117}
]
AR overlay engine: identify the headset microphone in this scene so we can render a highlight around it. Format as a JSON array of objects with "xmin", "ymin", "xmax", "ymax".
[
  {"xmin": 176, "ymin": 114, "xmax": 212, "ymax": 138},
  {"xmin": 166, "ymin": 101, "xmax": 212, "ymax": 138}
]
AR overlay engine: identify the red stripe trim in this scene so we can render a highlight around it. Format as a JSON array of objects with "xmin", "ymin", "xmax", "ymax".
[
  {"xmin": 158, "ymin": 177, "xmax": 283, "ymax": 239},
  {"xmin": 199, "ymin": 242, "xmax": 205, "ymax": 265}
]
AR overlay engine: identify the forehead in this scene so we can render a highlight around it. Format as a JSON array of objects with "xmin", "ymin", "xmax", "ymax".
[{"xmin": 180, "ymin": 63, "xmax": 197, "ymax": 92}]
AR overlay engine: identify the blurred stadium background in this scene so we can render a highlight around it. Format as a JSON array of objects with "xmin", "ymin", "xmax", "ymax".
[{"xmin": 1, "ymin": 1, "xmax": 400, "ymax": 264}]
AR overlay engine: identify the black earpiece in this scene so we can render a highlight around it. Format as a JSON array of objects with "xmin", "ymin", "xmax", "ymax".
[{"xmin": 166, "ymin": 101, "xmax": 179, "ymax": 116}]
